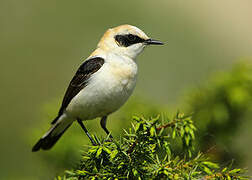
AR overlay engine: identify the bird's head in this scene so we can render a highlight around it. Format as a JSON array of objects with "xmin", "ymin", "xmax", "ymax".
[{"xmin": 97, "ymin": 24, "xmax": 163, "ymax": 59}]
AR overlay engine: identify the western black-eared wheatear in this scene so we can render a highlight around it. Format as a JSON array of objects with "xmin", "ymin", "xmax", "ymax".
[{"xmin": 32, "ymin": 24, "xmax": 163, "ymax": 152}]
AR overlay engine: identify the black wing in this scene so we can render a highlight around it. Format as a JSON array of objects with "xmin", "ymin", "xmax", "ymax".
[{"xmin": 51, "ymin": 57, "xmax": 105, "ymax": 124}]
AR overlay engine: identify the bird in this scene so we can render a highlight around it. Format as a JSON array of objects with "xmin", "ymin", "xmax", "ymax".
[{"xmin": 32, "ymin": 24, "xmax": 163, "ymax": 152}]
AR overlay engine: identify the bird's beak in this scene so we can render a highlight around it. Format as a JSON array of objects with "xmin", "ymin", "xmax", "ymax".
[{"xmin": 144, "ymin": 39, "xmax": 164, "ymax": 45}]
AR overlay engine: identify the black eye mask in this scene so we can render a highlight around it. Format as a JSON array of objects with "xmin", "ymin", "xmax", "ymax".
[{"xmin": 114, "ymin": 34, "xmax": 146, "ymax": 47}]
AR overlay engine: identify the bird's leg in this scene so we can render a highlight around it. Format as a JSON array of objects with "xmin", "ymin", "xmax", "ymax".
[
  {"xmin": 77, "ymin": 118, "xmax": 96, "ymax": 145},
  {"xmin": 100, "ymin": 116, "xmax": 113, "ymax": 139}
]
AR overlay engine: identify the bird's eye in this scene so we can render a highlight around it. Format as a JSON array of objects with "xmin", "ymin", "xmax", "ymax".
[
  {"xmin": 115, "ymin": 34, "xmax": 144, "ymax": 47},
  {"xmin": 116, "ymin": 36, "xmax": 123, "ymax": 42},
  {"xmin": 128, "ymin": 34, "xmax": 136, "ymax": 41},
  {"xmin": 115, "ymin": 35, "xmax": 124, "ymax": 46}
]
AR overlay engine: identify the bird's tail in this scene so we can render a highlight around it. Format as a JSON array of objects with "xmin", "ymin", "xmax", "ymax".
[{"xmin": 32, "ymin": 114, "xmax": 73, "ymax": 152}]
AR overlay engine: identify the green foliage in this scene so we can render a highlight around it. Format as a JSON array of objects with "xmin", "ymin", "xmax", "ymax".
[
  {"xmin": 186, "ymin": 62, "xmax": 252, "ymax": 163},
  {"xmin": 56, "ymin": 113, "xmax": 248, "ymax": 180}
]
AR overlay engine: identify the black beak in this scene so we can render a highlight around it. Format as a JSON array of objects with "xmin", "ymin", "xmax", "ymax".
[{"xmin": 144, "ymin": 39, "xmax": 164, "ymax": 45}]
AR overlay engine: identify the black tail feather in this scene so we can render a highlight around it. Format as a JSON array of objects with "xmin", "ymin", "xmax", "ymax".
[
  {"xmin": 32, "ymin": 123, "xmax": 71, "ymax": 152},
  {"xmin": 51, "ymin": 114, "xmax": 61, "ymax": 125}
]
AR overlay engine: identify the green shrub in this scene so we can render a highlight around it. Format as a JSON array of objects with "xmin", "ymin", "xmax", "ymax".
[
  {"xmin": 186, "ymin": 62, "xmax": 252, "ymax": 163},
  {"xmin": 56, "ymin": 113, "xmax": 248, "ymax": 180}
]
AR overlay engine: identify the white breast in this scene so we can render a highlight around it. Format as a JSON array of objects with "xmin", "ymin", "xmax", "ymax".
[{"xmin": 66, "ymin": 54, "xmax": 138, "ymax": 120}]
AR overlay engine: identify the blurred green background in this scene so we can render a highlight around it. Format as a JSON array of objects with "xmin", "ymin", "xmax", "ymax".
[{"xmin": 1, "ymin": 0, "xmax": 252, "ymax": 179}]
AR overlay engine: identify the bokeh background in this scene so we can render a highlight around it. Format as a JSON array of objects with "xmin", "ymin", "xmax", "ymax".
[{"xmin": 1, "ymin": 0, "xmax": 252, "ymax": 179}]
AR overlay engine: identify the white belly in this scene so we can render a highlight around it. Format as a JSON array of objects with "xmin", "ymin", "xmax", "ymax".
[{"xmin": 66, "ymin": 59, "xmax": 137, "ymax": 120}]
